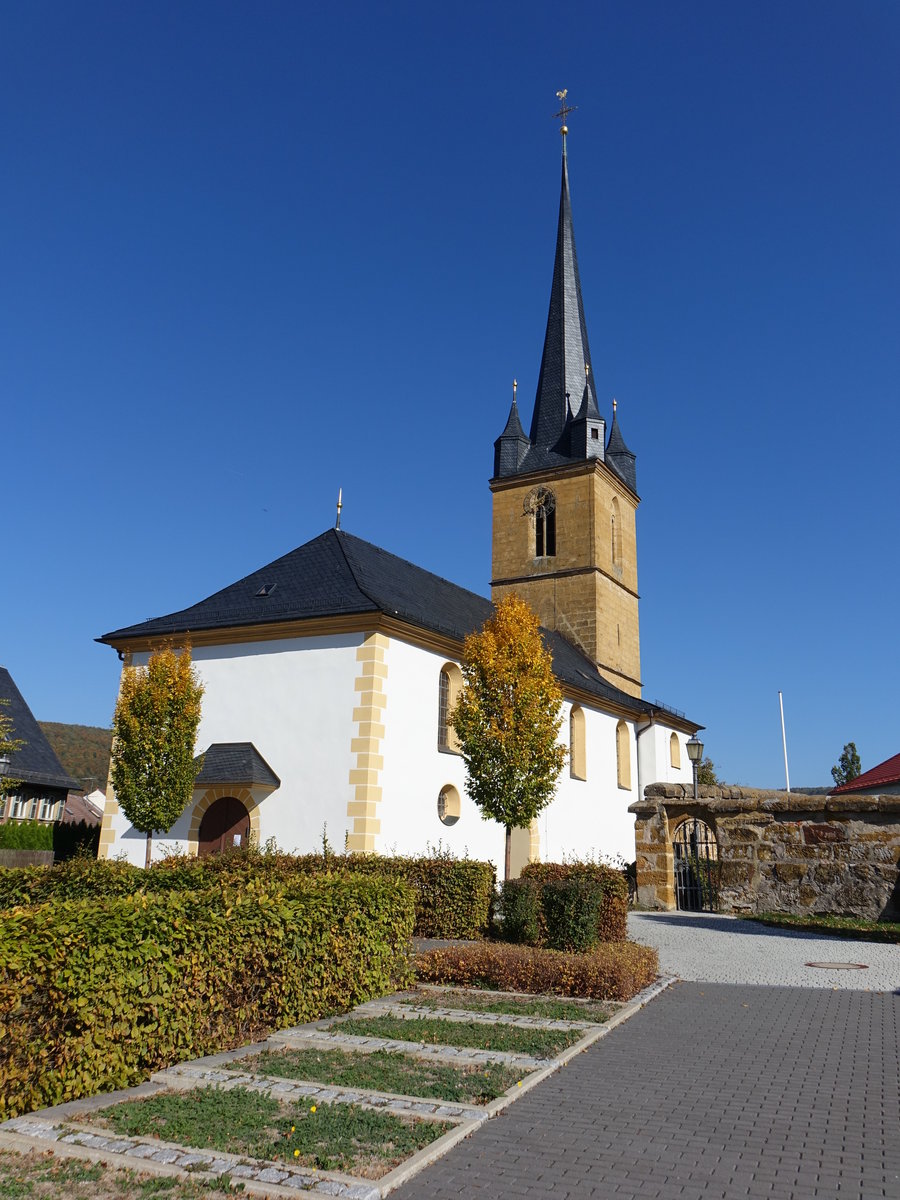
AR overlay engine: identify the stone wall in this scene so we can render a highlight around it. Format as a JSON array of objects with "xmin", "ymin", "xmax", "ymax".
[{"xmin": 630, "ymin": 784, "xmax": 900, "ymax": 920}]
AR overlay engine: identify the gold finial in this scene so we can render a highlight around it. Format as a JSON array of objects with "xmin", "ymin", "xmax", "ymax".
[
  {"xmin": 335, "ymin": 487, "xmax": 343, "ymax": 531},
  {"xmin": 553, "ymin": 88, "xmax": 576, "ymax": 135},
  {"xmin": 513, "ymin": 378, "xmax": 517, "ymax": 399},
  {"xmin": 585, "ymin": 363, "xmax": 590, "ymax": 378},
  {"xmin": 612, "ymin": 397, "xmax": 617, "ymax": 414}
]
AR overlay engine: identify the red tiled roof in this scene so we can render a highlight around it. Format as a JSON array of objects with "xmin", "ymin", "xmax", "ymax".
[{"xmin": 832, "ymin": 751, "xmax": 900, "ymax": 794}]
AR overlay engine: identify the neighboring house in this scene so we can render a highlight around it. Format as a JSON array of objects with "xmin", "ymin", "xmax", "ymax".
[
  {"xmin": 831, "ymin": 752, "xmax": 900, "ymax": 797},
  {"xmin": 0, "ymin": 667, "xmax": 80, "ymax": 823},
  {"xmin": 63, "ymin": 789, "xmax": 105, "ymax": 825},
  {"xmin": 96, "ymin": 130, "xmax": 702, "ymax": 872}
]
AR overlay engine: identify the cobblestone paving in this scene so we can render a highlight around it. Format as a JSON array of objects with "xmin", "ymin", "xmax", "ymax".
[
  {"xmin": 629, "ymin": 912, "xmax": 900, "ymax": 990},
  {"xmin": 392, "ymin": 982, "xmax": 900, "ymax": 1200},
  {"xmin": 157, "ymin": 1063, "xmax": 484, "ymax": 1121},
  {"xmin": 269, "ymin": 1027, "xmax": 551, "ymax": 1069},
  {"xmin": 350, "ymin": 1000, "xmax": 598, "ymax": 1031}
]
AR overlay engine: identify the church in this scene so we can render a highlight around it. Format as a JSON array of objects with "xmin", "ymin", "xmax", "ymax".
[{"xmin": 97, "ymin": 119, "xmax": 700, "ymax": 873}]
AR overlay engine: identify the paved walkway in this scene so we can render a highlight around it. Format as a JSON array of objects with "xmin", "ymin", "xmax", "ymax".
[
  {"xmin": 394, "ymin": 981, "xmax": 900, "ymax": 1200},
  {"xmin": 628, "ymin": 911, "xmax": 900, "ymax": 991},
  {"xmin": 396, "ymin": 918, "xmax": 900, "ymax": 1200}
]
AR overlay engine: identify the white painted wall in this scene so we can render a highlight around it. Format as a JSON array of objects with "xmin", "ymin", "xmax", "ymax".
[
  {"xmin": 104, "ymin": 630, "xmax": 696, "ymax": 875},
  {"xmin": 105, "ymin": 633, "xmax": 363, "ymax": 865}
]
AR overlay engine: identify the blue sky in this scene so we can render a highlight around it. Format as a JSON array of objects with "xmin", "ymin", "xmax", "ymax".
[{"xmin": 2, "ymin": 1, "xmax": 898, "ymax": 788}]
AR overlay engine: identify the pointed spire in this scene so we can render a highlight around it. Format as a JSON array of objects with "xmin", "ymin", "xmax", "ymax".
[
  {"xmin": 529, "ymin": 127, "xmax": 598, "ymax": 453},
  {"xmin": 606, "ymin": 400, "xmax": 637, "ymax": 493},
  {"xmin": 493, "ymin": 379, "xmax": 531, "ymax": 476}
]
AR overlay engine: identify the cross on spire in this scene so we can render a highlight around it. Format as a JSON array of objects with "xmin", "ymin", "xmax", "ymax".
[{"xmin": 553, "ymin": 88, "xmax": 576, "ymax": 134}]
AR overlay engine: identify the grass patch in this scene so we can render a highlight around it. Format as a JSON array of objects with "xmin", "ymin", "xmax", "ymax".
[
  {"xmin": 404, "ymin": 988, "xmax": 614, "ymax": 1022},
  {"xmin": 335, "ymin": 1015, "xmax": 581, "ymax": 1057},
  {"xmin": 231, "ymin": 1046, "xmax": 527, "ymax": 1104},
  {"xmin": 0, "ymin": 1150, "xmax": 240, "ymax": 1199},
  {"xmin": 94, "ymin": 1086, "xmax": 450, "ymax": 1178},
  {"xmin": 748, "ymin": 912, "xmax": 900, "ymax": 943}
]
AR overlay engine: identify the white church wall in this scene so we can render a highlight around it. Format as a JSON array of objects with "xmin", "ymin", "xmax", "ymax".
[
  {"xmin": 539, "ymin": 703, "xmax": 638, "ymax": 865},
  {"xmin": 106, "ymin": 633, "xmax": 363, "ymax": 864},
  {"xmin": 637, "ymin": 724, "xmax": 694, "ymax": 791},
  {"xmin": 376, "ymin": 637, "xmax": 506, "ymax": 867}
]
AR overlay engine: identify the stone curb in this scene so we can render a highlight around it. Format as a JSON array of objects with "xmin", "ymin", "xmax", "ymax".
[
  {"xmin": 154, "ymin": 1063, "xmax": 485, "ymax": 1122},
  {"xmin": 349, "ymin": 999, "xmax": 599, "ymax": 1031},
  {"xmin": 268, "ymin": 1028, "xmax": 550, "ymax": 1070}
]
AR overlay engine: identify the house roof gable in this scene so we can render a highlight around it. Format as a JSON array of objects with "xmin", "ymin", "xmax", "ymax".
[{"xmin": 0, "ymin": 667, "xmax": 81, "ymax": 792}]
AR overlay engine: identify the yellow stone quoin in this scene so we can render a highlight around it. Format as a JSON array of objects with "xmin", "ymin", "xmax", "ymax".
[
  {"xmin": 345, "ymin": 631, "xmax": 390, "ymax": 852},
  {"xmin": 490, "ymin": 459, "xmax": 642, "ymax": 697}
]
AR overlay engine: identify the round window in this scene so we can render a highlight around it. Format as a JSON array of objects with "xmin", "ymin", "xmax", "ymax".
[{"xmin": 437, "ymin": 785, "xmax": 460, "ymax": 826}]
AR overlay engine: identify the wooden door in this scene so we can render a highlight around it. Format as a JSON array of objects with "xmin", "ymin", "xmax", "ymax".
[{"xmin": 198, "ymin": 796, "xmax": 250, "ymax": 857}]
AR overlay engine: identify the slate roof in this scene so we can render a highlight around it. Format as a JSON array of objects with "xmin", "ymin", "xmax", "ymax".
[
  {"xmin": 0, "ymin": 667, "xmax": 81, "ymax": 791},
  {"xmin": 99, "ymin": 529, "xmax": 697, "ymax": 726},
  {"xmin": 195, "ymin": 743, "xmax": 280, "ymax": 789},
  {"xmin": 832, "ymin": 751, "xmax": 900, "ymax": 794}
]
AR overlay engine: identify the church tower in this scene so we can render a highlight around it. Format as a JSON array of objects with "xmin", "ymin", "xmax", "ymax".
[{"xmin": 491, "ymin": 111, "xmax": 642, "ymax": 698}]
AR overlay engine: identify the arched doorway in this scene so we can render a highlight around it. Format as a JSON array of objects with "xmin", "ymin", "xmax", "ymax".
[
  {"xmin": 198, "ymin": 796, "xmax": 250, "ymax": 857},
  {"xmin": 673, "ymin": 818, "xmax": 719, "ymax": 912}
]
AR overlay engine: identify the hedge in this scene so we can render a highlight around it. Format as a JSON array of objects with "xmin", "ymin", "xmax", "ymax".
[
  {"xmin": 0, "ymin": 848, "xmax": 495, "ymax": 940},
  {"xmin": 415, "ymin": 940, "xmax": 658, "ymax": 1002},
  {"xmin": 0, "ymin": 873, "xmax": 413, "ymax": 1120},
  {"xmin": 0, "ymin": 820, "xmax": 53, "ymax": 851},
  {"xmin": 501, "ymin": 861, "xmax": 628, "ymax": 948}
]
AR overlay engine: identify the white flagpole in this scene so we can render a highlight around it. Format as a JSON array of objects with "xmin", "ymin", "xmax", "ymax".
[{"xmin": 778, "ymin": 691, "xmax": 791, "ymax": 793}]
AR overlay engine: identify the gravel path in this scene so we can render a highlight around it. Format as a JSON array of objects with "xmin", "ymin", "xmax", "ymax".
[{"xmin": 628, "ymin": 910, "xmax": 900, "ymax": 990}]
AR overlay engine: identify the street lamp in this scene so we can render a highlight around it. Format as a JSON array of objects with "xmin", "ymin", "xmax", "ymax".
[{"xmin": 686, "ymin": 733, "xmax": 704, "ymax": 802}]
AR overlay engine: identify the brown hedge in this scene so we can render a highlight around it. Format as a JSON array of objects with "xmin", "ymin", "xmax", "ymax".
[
  {"xmin": 415, "ymin": 940, "xmax": 658, "ymax": 1002},
  {"xmin": 0, "ymin": 874, "xmax": 413, "ymax": 1120},
  {"xmin": 0, "ymin": 849, "xmax": 495, "ymax": 940}
]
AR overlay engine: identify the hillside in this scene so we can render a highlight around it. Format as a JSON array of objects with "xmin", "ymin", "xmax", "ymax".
[{"xmin": 39, "ymin": 721, "xmax": 112, "ymax": 790}]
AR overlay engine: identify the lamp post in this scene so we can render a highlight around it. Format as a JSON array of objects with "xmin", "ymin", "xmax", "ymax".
[{"xmin": 686, "ymin": 733, "xmax": 704, "ymax": 802}]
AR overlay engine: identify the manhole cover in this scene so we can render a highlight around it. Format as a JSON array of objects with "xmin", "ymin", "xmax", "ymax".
[{"xmin": 805, "ymin": 961, "xmax": 869, "ymax": 970}]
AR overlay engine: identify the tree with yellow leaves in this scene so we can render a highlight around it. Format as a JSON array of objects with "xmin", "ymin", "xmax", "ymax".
[
  {"xmin": 111, "ymin": 646, "xmax": 204, "ymax": 868},
  {"xmin": 451, "ymin": 594, "xmax": 567, "ymax": 879}
]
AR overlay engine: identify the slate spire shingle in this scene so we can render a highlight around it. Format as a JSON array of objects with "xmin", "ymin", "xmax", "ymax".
[{"xmin": 530, "ymin": 135, "xmax": 598, "ymax": 453}]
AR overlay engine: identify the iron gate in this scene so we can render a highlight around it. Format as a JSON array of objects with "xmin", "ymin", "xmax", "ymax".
[{"xmin": 673, "ymin": 818, "xmax": 719, "ymax": 912}]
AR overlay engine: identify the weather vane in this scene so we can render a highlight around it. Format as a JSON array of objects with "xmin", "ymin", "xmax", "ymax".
[{"xmin": 553, "ymin": 88, "xmax": 576, "ymax": 134}]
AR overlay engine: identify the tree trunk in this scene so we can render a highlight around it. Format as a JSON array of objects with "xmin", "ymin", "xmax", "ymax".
[
  {"xmin": 504, "ymin": 825, "xmax": 512, "ymax": 881},
  {"xmin": 144, "ymin": 830, "xmax": 153, "ymax": 869}
]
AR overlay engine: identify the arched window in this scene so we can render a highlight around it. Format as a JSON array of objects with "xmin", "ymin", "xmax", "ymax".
[
  {"xmin": 437, "ymin": 784, "xmax": 461, "ymax": 826},
  {"xmin": 569, "ymin": 706, "xmax": 586, "ymax": 780},
  {"xmin": 535, "ymin": 489, "xmax": 556, "ymax": 557},
  {"xmin": 670, "ymin": 732, "xmax": 681, "ymax": 769},
  {"xmin": 437, "ymin": 663, "xmax": 463, "ymax": 753},
  {"xmin": 616, "ymin": 720, "xmax": 631, "ymax": 790},
  {"xmin": 610, "ymin": 497, "xmax": 620, "ymax": 567}
]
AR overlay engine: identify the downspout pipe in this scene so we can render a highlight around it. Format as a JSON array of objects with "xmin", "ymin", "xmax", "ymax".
[{"xmin": 635, "ymin": 709, "xmax": 657, "ymax": 806}]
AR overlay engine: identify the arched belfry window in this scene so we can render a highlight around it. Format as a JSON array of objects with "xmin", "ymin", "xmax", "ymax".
[
  {"xmin": 525, "ymin": 487, "xmax": 556, "ymax": 558},
  {"xmin": 438, "ymin": 663, "xmax": 463, "ymax": 753},
  {"xmin": 616, "ymin": 720, "xmax": 631, "ymax": 790},
  {"xmin": 570, "ymin": 706, "xmax": 586, "ymax": 780},
  {"xmin": 611, "ymin": 496, "xmax": 621, "ymax": 567}
]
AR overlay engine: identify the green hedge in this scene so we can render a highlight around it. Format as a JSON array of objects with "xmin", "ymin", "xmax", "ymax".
[
  {"xmin": 0, "ymin": 873, "xmax": 413, "ymax": 1120},
  {"xmin": 0, "ymin": 848, "xmax": 495, "ymax": 939},
  {"xmin": 501, "ymin": 861, "xmax": 628, "ymax": 949},
  {"xmin": 0, "ymin": 821, "xmax": 53, "ymax": 850}
]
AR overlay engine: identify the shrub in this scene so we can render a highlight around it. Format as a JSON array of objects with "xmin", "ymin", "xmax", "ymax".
[
  {"xmin": 52, "ymin": 820, "xmax": 101, "ymax": 862},
  {"xmin": 540, "ymin": 877, "xmax": 604, "ymax": 952},
  {"xmin": 0, "ymin": 857, "xmax": 142, "ymax": 910},
  {"xmin": 415, "ymin": 940, "xmax": 658, "ymax": 1002},
  {"xmin": 521, "ymin": 861, "xmax": 628, "ymax": 943},
  {"xmin": 0, "ymin": 847, "xmax": 495, "ymax": 940},
  {"xmin": 499, "ymin": 877, "xmax": 542, "ymax": 945},
  {"xmin": 0, "ymin": 821, "xmax": 53, "ymax": 851},
  {"xmin": 0, "ymin": 873, "xmax": 413, "ymax": 1120}
]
